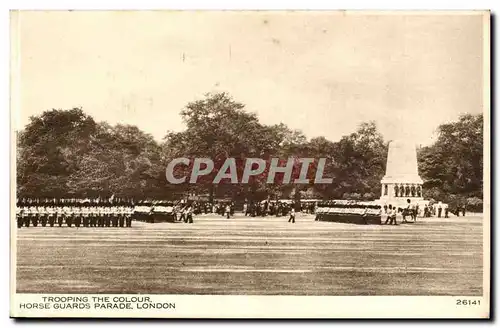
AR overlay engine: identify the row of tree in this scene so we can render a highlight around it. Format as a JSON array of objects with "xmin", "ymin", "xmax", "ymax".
[
  {"xmin": 417, "ymin": 113, "xmax": 483, "ymax": 210},
  {"xmin": 16, "ymin": 92, "xmax": 483, "ymax": 208}
]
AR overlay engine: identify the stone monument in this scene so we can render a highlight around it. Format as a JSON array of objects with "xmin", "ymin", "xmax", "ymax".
[{"xmin": 379, "ymin": 139, "xmax": 424, "ymax": 207}]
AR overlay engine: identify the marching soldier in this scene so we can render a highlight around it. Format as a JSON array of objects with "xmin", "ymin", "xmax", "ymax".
[
  {"xmin": 182, "ymin": 206, "xmax": 189, "ymax": 223},
  {"xmin": 172, "ymin": 205, "xmax": 178, "ymax": 221},
  {"xmin": 262, "ymin": 201, "xmax": 268, "ymax": 217},
  {"xmin": 71, "ymin": 203, "xmax": 78, "ymax": 227},
  {"xmin": 125, "ymin": 206, "xmax": 133, "ymax": 227},
  {"xmin": 179, "ymin": 207, "xmax": 186, "ymax": 222},
  {"xmin": 31, "ymin": 206, "xmax": 39, "ymax": 227},
  {"xmin": 23, "ymin": 205, "xmax": 29, "ymax": 227},
  {"xmin": 97, "ymin": 205, "xmax": 103, "ymax": 227},
  {"xmin": 21, "ymin": 205, "xmax": 29, "ymax": 228},
  {"xmin": 112, "ymin": 206, "xmax": 119, "ymax": 227},
  {"xmin": 148, "ymin": 202, "xmax": 155, "ymax": 223},
  {"xmin": 58, "ymin": 205, "xmax": 65, "ymax": 227},
  {"xmin": 74, "ymin": 205, "xmax": 82, "ymax": 228},
  {"xmin": 101, "ymin": 203, "xmax": 109, "ymax": 228},
  {"xmin": 110, "ymin": 204, "xmax": 117, "ymax": 226},
  {"xmin": 106, "ymin": 204, "xmax": 111, "ymax": 227},
  {"xmin": 401, "ymin": 200, "xmax": 410, "ymax": 223},
  {"xmin": 84, "ymin": 205, "xmax": 90, "ymax": 227},
  {"xmin": 32, "ymin": 203, "xmax": 40, "ymax": 227},
  {"xmin": 92, "ymin": 205, "xmax": 98, "ymax": 227},
  {"xmin": 25, "ymin": 205, "xmax": 33, "ymax": 227},
  {"xmin": 243, "ymin": 202, "xmax": 248, "ymax": 216},
  {"xmin": 94, "ymin": 205, "xmax": 100, "ymax": 227},
  {"xmin": 101, "ymin": 205, "xmax": 107, "ymax": 227},
  {"xmin": 85, "ymin": 203, "xmax": 95, "ymax": 227},
  {"xmin": 93, "ymin": 203, "xmax": 98, "ymax": 226},
  {"xmin": 58, "ymin": 202, "xmax": 64, "ymax": 219},
  {"xmin": 118, "ymin": 206, "xmax": 125, "ymax": 227},
  {"xmin": 16, "ymin": 206, "xmax": 23, "ymax": 228},
  {"xmin": 118, "ymin": 205, "xmax": 124, "ymax": 226},
  {"xmin": 47, "ymin": 204, "xmax": 55, "ymax": 227},
  {"xmin": 54, "ymin": 204, "xmax": 61, "ymax": 227},
  {"xmin": 275, "ymin": 203, "xmax": 281, "ymax": 217},
  {"xmin": 83, "ymin": 205, "xmax": 90, "ymax": 227},
  {"xmin": 116, "ymin": 206, "xmax": 123, "ymax": 226},
  {"xmin": 105, "ymin": 206, "xmax": 112, "ymax": 227},
  {"xmin": 66, "ymin": 204, "xmax": 74, "ymax": 227},
  {"xmin": 288, "ymin": 207, "xmax": 296, "ymax": 223},
  {"xmin": 18, "ymin": 200, "xmax": 24, "ymax": 227},
  {"xmin": 384, "ymin": 205, "xmax": 397, "ymax": 225},
  {"xmin": 39, "ymin": 205, "xmax": 48, "ymax": 227},
  {"xmin": 437, "ymin": 202, "xmax": 443, "ymax": 218},
  {"xmin": 101, "ymin": 204, "xmax": 107, "ymax": 227},
  {"xmin": 98, "ymin": 205, "xmax": 105, "ymax": 227},
  {"xmin": 108, "ymin": 204, "xmax": 113, "ymax": 226},
  {"xmin": 56, "ymin": 204, "xmax": 62, "ymax": 225},
  {"xmin": 101, "ymin": 205, "xmax": 106, "ymax": 227},
  {"xmin": 186, "ymin": 206, "xmax": 193, "ymax": 224},
  {"xmin": 91, "ymin": 205, "xmax": 98, "ymax": 227},
  {"xmin": 269, "ymin": 202, "xmax": 276, "ymax": 216}
]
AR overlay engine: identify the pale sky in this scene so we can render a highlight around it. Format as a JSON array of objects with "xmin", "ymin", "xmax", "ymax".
[{"xmin": 12, "ymin": 11, "xmax": 486, "ymax": 145}]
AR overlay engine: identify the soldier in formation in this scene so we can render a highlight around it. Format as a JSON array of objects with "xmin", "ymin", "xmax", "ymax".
[
  {"xmin": 288, "ymin": 208, "xmax": 296, "ymax": 223},
  {"xmin": 15, "ymin": 198, "xmax": 136, "ymax": 228},
  {"xmin": 16, "ymin": 197, "xmax": 317, "ymax": 226}
]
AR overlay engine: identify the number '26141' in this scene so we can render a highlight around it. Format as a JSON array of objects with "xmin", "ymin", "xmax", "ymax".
[{"xmin": 456, "ymin": 299, "xmax": 481, "ymax": 306}]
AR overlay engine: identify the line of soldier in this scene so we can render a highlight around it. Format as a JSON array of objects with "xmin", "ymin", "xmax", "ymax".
[
  {"xmin": 172, "ymin": 201, "xmax": 299, "ymax": 221},
  {"xmin": 172, "ymin": 202, "xmax": 235, "ymax": 221},
  {"xmin": 16, "ymin": 197, "xmax": 318, "ymax": 227},
  {"xmin": 16, "ymin": 205, "xmax": 134, "ymax": 228},
  {"xmin": 173, "ymin": 206, "xmax": 194, "ymax": 223},
  {"xmin": 243, "ymin": 201, "xmax": 296, "ymax": 217},
  {"xmin": 177, "ymin": 200, "xmax": 317, "ymax": 218}
]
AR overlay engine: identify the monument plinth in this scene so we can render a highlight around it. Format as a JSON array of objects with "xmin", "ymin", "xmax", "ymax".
[{"xmin": 379, "ymin": 140, "xmax": 424, "ymax": 207}]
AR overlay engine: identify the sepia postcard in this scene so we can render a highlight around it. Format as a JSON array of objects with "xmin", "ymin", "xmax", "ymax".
[{"xmin": 10, "ymin": 10, "xmax": 490, "ymax": 318}]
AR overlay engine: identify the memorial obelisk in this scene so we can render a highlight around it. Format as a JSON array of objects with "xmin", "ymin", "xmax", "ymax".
[{"xmin": 379, "ymin": 139, "xmax": 424, "ymax": 207}]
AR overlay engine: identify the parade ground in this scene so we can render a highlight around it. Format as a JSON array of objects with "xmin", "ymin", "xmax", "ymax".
[{"xmin": 16, "ymin": 214, "xmax": 483, "ymax": 296}]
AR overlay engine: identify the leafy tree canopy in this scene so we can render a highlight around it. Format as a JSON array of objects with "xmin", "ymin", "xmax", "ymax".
[{"xmin": 16, "ymin": 94, "xmax": 483, "ymax": 207}]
